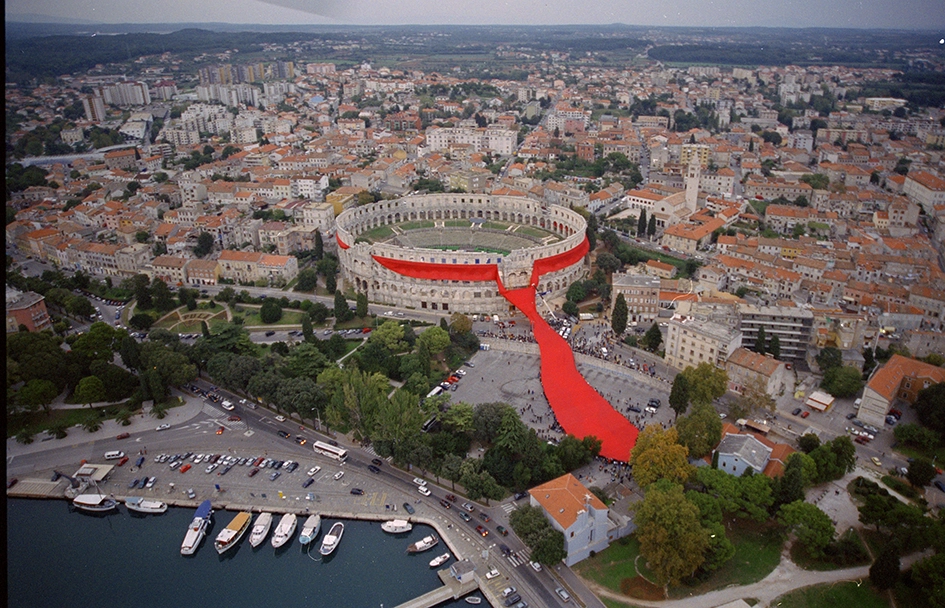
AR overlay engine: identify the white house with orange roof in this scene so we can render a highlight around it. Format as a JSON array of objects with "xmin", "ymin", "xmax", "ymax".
[
  {"xmin": 528, "ymin": 473, "xmax": 623, "ymax": 566},
  {"xmin": 858, "ymin": 354, "xmax": 945, "ymax": 427}
]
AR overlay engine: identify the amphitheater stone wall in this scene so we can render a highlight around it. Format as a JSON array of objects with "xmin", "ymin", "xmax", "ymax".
[{"xmin": 336, "ymin": 194, "xmax": 588, "ymax": 314}]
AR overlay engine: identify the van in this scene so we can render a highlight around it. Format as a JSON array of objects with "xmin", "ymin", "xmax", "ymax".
[
  {"xmin": 221, "ymin": 400, "xmax": 234, "ymax": 411},
  {"xmin": 104, "ymin": 450, "xmax": 125, "ymax": 460}
]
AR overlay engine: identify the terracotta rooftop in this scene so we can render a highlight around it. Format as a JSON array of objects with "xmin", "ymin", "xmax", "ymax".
[{"xmin": 528, "ymin": 473, "xmax": 607, "ymax": 530}]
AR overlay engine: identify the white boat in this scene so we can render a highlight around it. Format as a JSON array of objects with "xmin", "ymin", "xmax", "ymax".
[
  {"xmin": 298, "ymin": 514, "xmax": 322, "ymax": 545},
  {"xmin": 123, "ymin": 497, "xmax": 168, "ymax": 514},
  {"xmin": 429, "ymin": 552, "xmax": 451, "ymax": 568},
  {"xmin": 180, "ymin": 500, "xmax": 213, "ymax": 555},
  {"xmin": 214, "ymin": 511, "xmax": 252, "ymax": 554},
  {"xmin": 73, "ymin": 494, "xmax": 118, "ymax": 513},
  {"xmin": 381, "ymin": 519, "xmax": 412, "ymax": 534},
  {"xmin": 407, "ymin": 534, "xmax": 438, "ymax": 553},
  {"xmin": 465, "ymin": 597, "xmax": 482, "ymax": 605},
  {"xmin": 249, "ymin": 512, "xmax": 273, "ymax": 548},
  {"xmin": 319, "ymin": 522, "xmax": 344, "ymax": 556},
  {"xmin": 271, "ymin": 513, "xmax": 297, "ymax": 549}
]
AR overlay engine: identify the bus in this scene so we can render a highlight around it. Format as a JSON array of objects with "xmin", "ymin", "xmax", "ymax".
[
  {"xmin": 426, "ymin": 386, "xmax": 444, "ymax": 399},
  {"xmin": 312, "ymin": 440, "xmax": 348, "ymax": 462}
]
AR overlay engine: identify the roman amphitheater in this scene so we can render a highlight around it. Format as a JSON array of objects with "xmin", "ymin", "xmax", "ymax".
[{"xmin": 335, "ymin": 193, "xmax": 589, "ymax": 314}]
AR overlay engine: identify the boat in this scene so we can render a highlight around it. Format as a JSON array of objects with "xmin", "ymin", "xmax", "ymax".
[
  {"xmin": 406, "ymin": 534, "xmax": 438, "ymax": 553},
  {"xmin": 73, "ymin": 494, "xmax": 118, "ymax": 513},
  {"xmin": 180, "ymin": 500, "xmax": 213, "ymax": 555},
  {"xmin": 429, "ymin": 552, "xmax": 451, "ymax": 568},
  {"xmin": 465, "ymin": 597, "xmax": 482, "ymax": 605},
  {"xmin": 124, "ymin": 497, "xmax": 168, "ymax": 514},
  {"xmin": 381, "ymin": 519, "xmax": 412, "ymax": 534},
  {"xmin": 271, "ymin": 513, "xmax": 297, "ymax": 549},
  {"xmin": 319, "ymin": 522, "xmax": 344, "ymax": 556},
  {"xmin": 249, "ymin": 512, "xmax": 273, "ymax": 547},
  {"xmin": 214, "ymin": 511, "xmax": 252, "ymax": 554},
  {"xmin": 298, "ymin": 514, "xmax": 322, "ymax": 545}
]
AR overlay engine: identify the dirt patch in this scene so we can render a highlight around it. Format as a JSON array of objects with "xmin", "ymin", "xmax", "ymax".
[{"xmin": 620, "ymin": 575, "xmax": 665, "ymax": 600}]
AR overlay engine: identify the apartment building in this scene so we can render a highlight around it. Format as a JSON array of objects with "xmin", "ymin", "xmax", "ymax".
[
  {"xmin": 424, "ymin": 126, "xmax": 516, "ymax": 156},
  {"xmin": 725, "ymin": 347, "xmax": 794, "ymax": 397},
  {"xmin": 738, "ymin": 304, "xmax": 814, "ymax": 364},
  {"xmin": 151, "ymin": 255, "xmax": 190, "ymax": 285},
  {"xmin": 664, "ymin": 314, "xmax": 743, "ymax": 371},
  {"xmin": 217, "ymin": 250, "xmax": 299, "ymax": 284},
  {"xmin": 185, "ymin": 259, "xmax": 221, "ymax": 286},
  {"xmin": 611, "ymin": 274, "xmax": 660, "ymax": 326},
  {"xmin": 6, "ymin": 287, "xmax": 53, "ymax": 333},
  {"xmin": 903, "ymin": 171, "xmax": 945, "ymax": 214}
]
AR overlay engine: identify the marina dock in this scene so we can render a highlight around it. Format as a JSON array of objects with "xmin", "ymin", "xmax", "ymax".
[{"xmin": 393, "ymin": 568, "xmax": 479, "ymax": 608}]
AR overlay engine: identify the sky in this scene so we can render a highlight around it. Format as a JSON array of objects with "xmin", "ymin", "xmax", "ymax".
[{"xmin": 5, "ymin": 0, "xmax": 945, "ymax": 30}]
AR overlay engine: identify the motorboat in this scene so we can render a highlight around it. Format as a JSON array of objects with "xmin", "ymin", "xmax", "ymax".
[
  {"xmin": 123, "ymin": 497, "xmax": 167, "ymax": 514},
  {"xmin": 465, "ymin": 597, "xmax": 482, "ymax": 605},
  {"xmin": 73, "ymin": 494, "xmax": 118, "ymax": 513},
  {"xmin": 406, "ymin": 534, "xmax": 438, "ymax": 553},
  {"xmin": 380, "ymin": 519, "xmax": 412, "ymax": 534},
  {"xmin": 298, "ymin": 514, "xmax": 322, "ymax": 545},
  {"xmin": 429, "ymin": 552, "xmax": 451, "ymax": 568},
  {"xmin": 180, "ymin": 500, "xmax": 213, "ymax": 555},
  {"xmin": 214, "ymin": 511, "xmax": 252, "ymax": 554},
  {"xmin": 249, "ymin": 512, "xmax": 273, "ymax": 547},
  {"xmin": 271, "ymin": 513, "xmax": 297, "ymax": 548},
  {"xmin": 319, "ymin": 522, "xmax": 344, "ymax": 556}
]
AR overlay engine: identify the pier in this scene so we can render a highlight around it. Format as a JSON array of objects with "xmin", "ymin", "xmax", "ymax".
[{"xmin": 393, "ymin": 568, "xmax": 480, "ymax": 608}]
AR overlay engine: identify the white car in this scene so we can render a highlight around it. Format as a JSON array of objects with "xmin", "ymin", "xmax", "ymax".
[
  {"xmin": 205, "ymin": 463, "xmax": 218, "ymax": 474},
  {"xmin": 530, "ymin": 561, "xmax": 542, "ymax": 572},
  {"xmin": 155, "ymin": 424, "xmax": 171, "ymax": 431},
  {"xmin": 418, "ymin": 486, "xmax": 432, "ymax": 496},
  {"xmin": 412, "ymin": 477, "xmax": 427, "ymax": 487},
  {"xmin": 307, "ymin": 466, "xmax": 322, "ymax": 477},
  {"xmin": 145, "ymin": 476, "xmax": 157, "ymax": 489},
  {"xmin": 485, "ymin": 568, "xmax": 500, "ymax": 580},
  {"xmin": 275, "ymin": 415, "xmax": 286, "ymax": 422},
  {"xmin": 333, "ymin": 471, "xmax": 345, "ymax": 481}
]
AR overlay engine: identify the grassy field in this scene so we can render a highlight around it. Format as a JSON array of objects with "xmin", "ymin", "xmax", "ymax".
[
  {"xmin": 516, "ymin": 225, "xmax": 559, "ymax": 240},
  {"xmin": 482, "ymin": 220, "xmax": 511, "ymax": 231},
  {"xmin": 573, "ymin": 536, "xmax": 643, "ymax": 593},
  {"xmin": 771, "ymin": 582, "xmax": 889, "ymax": 608},
  {"xmin": 358, "ymin": 224, "xmax": 395, "ymax": 242},
  {"xmin": 232, "ymin": 307, "xmax": 307, "ymax": 327},
  {"xmin": 445, "ymin": 220, "xmax": 471, "ymax": 228},
  {"xmin": 400, "ymin": 220, "xmax": 436, "ymax": 231}
]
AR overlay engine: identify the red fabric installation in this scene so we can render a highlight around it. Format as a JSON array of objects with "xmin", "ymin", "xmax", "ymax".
[
  {"xmin": 500, "ymin": 285, "xmax": 639, "ymax": 461},
  {"xmin": 370, "ymin": 235, "xmax": 638, "ymax": 460},
  {"xmin": 336, "ymin": 233, "xmax": 350, "ymax": 250}
]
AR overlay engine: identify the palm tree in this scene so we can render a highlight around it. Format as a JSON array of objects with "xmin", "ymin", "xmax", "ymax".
[
  {"xmin": 116, "ymin": 408, "xmax": 132, "ymax": 426},
  {"xmin": 82, "ymin": 416, "xmax": 102, "ymax": 433},
  {"xmin": 15, "ymin": 429, "xmax": 34, "ymax": 444}
]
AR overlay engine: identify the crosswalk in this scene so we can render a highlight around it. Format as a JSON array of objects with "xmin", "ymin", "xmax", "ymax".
[
  {"xmin": 507, "ymin": 547, "xmax": 531, "ymax": 567},
  {"xmin": 500, "ymin": 502, "xmax": 518, "ymax": 514}
]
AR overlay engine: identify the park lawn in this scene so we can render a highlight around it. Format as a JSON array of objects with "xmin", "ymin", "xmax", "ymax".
[
  {"xmin": 669, "ymin": 520, "xmax": 784, "ymax": 598},
  {"xmin": 573, "ymin": 536, "xmax": 642, "ymax": 593},
  {"xmin": 445, "ymin": 220, "xmax": 470, "ymax": 228},
  {"xmin": 333, "ymin": 315, "xmax": 375, "ymax": 330},
  {"xmin": 771, "ymin": 582, "xmax": 889, "ymax": 608}
]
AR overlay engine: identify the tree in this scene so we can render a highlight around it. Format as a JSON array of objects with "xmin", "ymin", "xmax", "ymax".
[
  {"xmin": 73, "ymin": 376, "xmax": 106, "ymax": 407},
  {"xmin": 586, "ymin": 211, "xmax": 598, "ymax": 251},
  {"xmin": 370, "ymin": 320, "xmax": 406, "ymax": 352},
  {"xmin": 679, "ymin": 363, "xmax": 728, "ymax": 406},
  {"xmin": 894, "ymin": 423, "xmax": 940, "ymax": 451},
  {"xmin": 634, "ymin": 480, "xmax": 709, "ymax": 590},
  {"xmin": 301, "ymin": 315, "xmax": 314, "ymax": 342},
  {"xmin": 798, "ymin": 433, "xmax": 821, "ymax": 454},
  {"xmin": 629, "ymin": 426, "xmax": 693, "ymax": 488},
  {"xmin": 562, "ymin": 300, "xmax": 579, "ymax": 317},
  {"xmin": 356, "ymin": 292, "xmax": 368, "ymax": 318},
  {"xmin": 449, "ymin": 312, "xmax": 473, "ymax": 335},
  {"xmin": 821, "ymin": 366, "xmax": 863, "ymax": 398},
  {"xmin": 906, "ymin": 459, "xmax": 937, "ymax": 488},
  {"xmin": 296, "ymin": 268, "xmax": 318, "ymax": 292},
  {"xmin": 815, "ymin": 346, "xmax": 843, "ymax": 373},
  {"xmin": 17, "ymin": 379, "xmax": 59, "ymax": 414},
  {"xmin": 417, "ymin": 326, "xmax": 450, "ymax": 354},
  {"xmin": 755, "ymin": 326, "xmax": 767, "ymax": 355},
  {"xmin": 774, "ymin": 452, "xmax": 807, "ymax": 509},
  {"xmin": 913, "ymin": 382, "xmax": 945, "ymax": 436},
  {"xmin": 676, "ymin": 402, "xmax": 723, "ymax": 459},
  {"xmin": 647, "ymin": 214, "xmax": 657, "ymax": 237},
  {"xmin": 333, "ymin": 290, "xmax": 351, "ymax": 323},
  {"xmin": 566, "ymin": 281, "xmax": 586, "ymax": 302},
  {"xmin": 733, "ymin": 376, "xmax": 776, "ymax": 417},
  {"xmin": 778, "ymin": 500, "xmax": 835, "ymax": 558},
  {"xmin": 129, "ymin": 313, "xmax": 154, "ymax": 330},
  {"xmin": 869, "ymin": 545, "xmax": 901, "ymax": 590},
  {"xmin": 637, "ymin": 209, "xmax": 647, "ymax": 236},
  {"xmin": 611, "ymin": 293, "xmax": 628, "ymax": 335},
  {"xmin": 769, "ymin": 335, "xmax": 781, "ymax": 360},
  {"xmin": 596, "ymin": 252, "xmax": 622, "ymax": 274},
  {"xmin": 911, "ymin": 554, "xmax": 945, "ymax": 608},
  {"xmin": 668, "ymin": 373, "xmax": 690, "ymax": 420},
  {"xmin": 314, "ymin": 230, "xmax": 324, "ymax": 260},
  {"xmin": 193, "ymin": 231, "xmax": 214, "ymax": 257},
  {"xmin": 259, "ymin": 299, "xmax": 283, "ymax": 324},
  {"xmin": 643, "ymin": 323, "xmax": 662, "ymax": 352}
]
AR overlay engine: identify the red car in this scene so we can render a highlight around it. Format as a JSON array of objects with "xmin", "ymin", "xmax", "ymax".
[
  {"xmin": 445, "ymin": 493, "xmax": 457, "ymax": 502},
  {"xmin": 118, "ymin": 456, "xmax": 129, "ymax": 467},
  {"xmin": 475, "ymin": 525, "xmax": 489, "ymax": 537},
  {"xmin": 116, "ymin": 432, "xmax": 130, "ymax": 440},
  {"xmin": 801, "ymin": 411, "xmax": 810, "ymax": 419},
  {"xmin": 180, "ymin": 464, "xmax": 192, "ymax": 473}
]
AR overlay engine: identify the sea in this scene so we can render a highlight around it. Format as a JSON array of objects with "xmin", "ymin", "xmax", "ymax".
[{"xmin": 8, "ymin": 498, "xmax": 481, "ymax": 608}]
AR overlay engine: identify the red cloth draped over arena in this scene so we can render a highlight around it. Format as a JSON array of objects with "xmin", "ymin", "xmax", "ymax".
[{"xmin": 369, "ymin": 235, "xmax": 638, "ymax": 461}]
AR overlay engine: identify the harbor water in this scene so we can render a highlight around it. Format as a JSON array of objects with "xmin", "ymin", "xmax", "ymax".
[{"xmin": 8, "ymin": 498, "xmax": 480, "ymax": 608}]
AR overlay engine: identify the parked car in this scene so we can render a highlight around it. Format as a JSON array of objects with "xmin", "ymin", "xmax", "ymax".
[
  {"xmin": 350, "ymin": 488, "xmax": 364, "ymax": 495},
  {"xmin": 801, "ymin": 411, "xmax": 810, "ymax": 419},
  {"xmin": 116, "ymin": 432, "xmax": 130, "ymax": 440},
  {"xmin": 302, "ymin": 477, "xmax": 314, "ymax": 488},
  {"xmin": 248, "ymin": 468, "xmax": 260, "ymax": 477},
  {"xmin": 403, "ymin": 502, "xmax": 415, "ymax": 514},
  {"xmin": 269, "ymin": 471, "xmax": 281, "ymax": 481},
  {"xmin": 934, "ymin": 480, "xmax": 945, "ymax": 493},
  {"xmin": 792, "ymin": 407, "xmax": 802, "ymax": 416},
  {"xmin": 333, "ymin": 471, "xmax": 344, "ymax": 481},
  {"xmin": 554, "ymin": 587, "xmax": 572, "ymax": 602},
  {"xmin": 156, "ymin": 424, "xmax": 171, "ymax": 431}
]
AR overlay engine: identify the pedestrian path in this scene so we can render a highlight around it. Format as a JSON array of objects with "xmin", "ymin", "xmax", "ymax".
[
  {"xmin": 507, "ymin": 547, "xmax": 531, "ymax": 567},
  {"xmin": 500, "ymin": 502, "xmax": 518, "ymax": 514}
]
